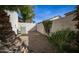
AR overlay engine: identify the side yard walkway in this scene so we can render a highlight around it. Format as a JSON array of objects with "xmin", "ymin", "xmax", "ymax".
[
  {"xmin": 28, "ymin": 31, "xmax": 55, "ymax": 53},
  {"xmin": 18, "ymin": 34, "xmax": 29, "ymax": 53},
  {"xmin": 18, "ymin": 30, "xmax": 56, "ymax": 53}
]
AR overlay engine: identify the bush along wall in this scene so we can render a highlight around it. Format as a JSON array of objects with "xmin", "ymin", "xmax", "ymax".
[{"xmin": 47, "ymin": 29, "xmax": 79, "ymax": 53}]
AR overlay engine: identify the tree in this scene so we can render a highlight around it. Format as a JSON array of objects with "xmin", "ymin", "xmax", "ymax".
[
  {"xmin": 73, "ymin": 6, "xmax": 79, "ymax": 42},
  {"xmin": 20, "ymin": 6, "xmax": 35, "ymax": 22},
  {"xmin": 0, "ymin": 5, "xmax": 34, "ymax": 53},
  {"xmin": 72, "ymin": 5, "xmax": 79, "ymax": 52}
]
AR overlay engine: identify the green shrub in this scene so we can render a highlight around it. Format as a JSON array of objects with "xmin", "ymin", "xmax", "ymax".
[{"xmin": 47, "ymin": 29, "xmax": 76, "ymax": 52}]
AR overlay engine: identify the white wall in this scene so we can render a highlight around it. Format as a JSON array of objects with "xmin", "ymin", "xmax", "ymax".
[
  {"xmin": 18, "ymin": 23, "xmax": 36, "ymax": 34},
  {"xmin": 5, "ymin": 10, "xmax": 36, "ymax": 35},
  {"xmin": 5, "ymin": 10, "xmax": 18, "ymax": 34}
]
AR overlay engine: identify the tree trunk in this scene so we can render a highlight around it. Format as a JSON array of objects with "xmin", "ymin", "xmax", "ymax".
[{"xmin": 0, "ymin": 11, "xmax": 28, "ymax": 53}]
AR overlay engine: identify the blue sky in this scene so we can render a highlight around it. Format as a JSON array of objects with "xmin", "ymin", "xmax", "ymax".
[{"xmin": 33, "ymin": 5, "xmax": 76, "ymax": 23}]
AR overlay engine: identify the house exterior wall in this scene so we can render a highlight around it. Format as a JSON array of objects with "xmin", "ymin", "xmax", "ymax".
[
  {"xmin": 5, "ymin": 10, "xmax": 36, "ymax": 35},
  {"xmin": 37, "ymin": 13, "xmax": 77, "ymax": 35},
  {"xmin": 5, "ymin": 10, "xmax": 18, "ymax": 34}
]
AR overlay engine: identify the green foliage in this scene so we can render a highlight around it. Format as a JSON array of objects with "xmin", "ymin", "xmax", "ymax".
[
  {"xmin": 0, "ymin": 5, "xmax": 34, "ymax": 21},
  {"xmin": 43, "ymin": 20, "xmax": 52, "ymax": 35},
  {"xmin": 20, "ymin": 6, "xmax": 35, "ymax": 21},
  {"xmin": 47, "ymin": 29, "xmax": 76, "ymax": 52}
]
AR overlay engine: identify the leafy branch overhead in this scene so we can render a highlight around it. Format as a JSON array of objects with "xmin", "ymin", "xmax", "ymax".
[
  {"xmin": 0, "ymin": 5, "xmax": 34, "ymax": 21},
  {"xmin": 20, "ymin": 6, "xmax": 35, "ymax": 21}
]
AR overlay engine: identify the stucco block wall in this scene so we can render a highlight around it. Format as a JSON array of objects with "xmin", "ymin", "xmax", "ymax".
[
  {"xmin": 50, "ymin": 14, "xmax": 77, "ymax": 33},
  {"xmin": 37, "ymin": 23, "xmax": 47, "ymax": 35},
  {"xmin": 37, "ymin": 13, "xmax": 78, "ymax": 35}
]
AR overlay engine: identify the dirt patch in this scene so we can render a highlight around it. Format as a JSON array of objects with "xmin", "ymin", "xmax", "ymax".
[{"xmin": 28, "ymin": 31, "xmax": 55, "ymax": 53}]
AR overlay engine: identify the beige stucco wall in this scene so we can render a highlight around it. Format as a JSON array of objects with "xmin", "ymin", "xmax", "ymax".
[
  {"xmin": 50, "ymin": 13, "xmax": 77, "ymax": 33},
  {"xmin": 37, "ymin": 23, "xmax": 47, "ymax": 35},
  {"xmin": 37, "ymin": 13, "xmax": 78, "ymax": 35}
]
